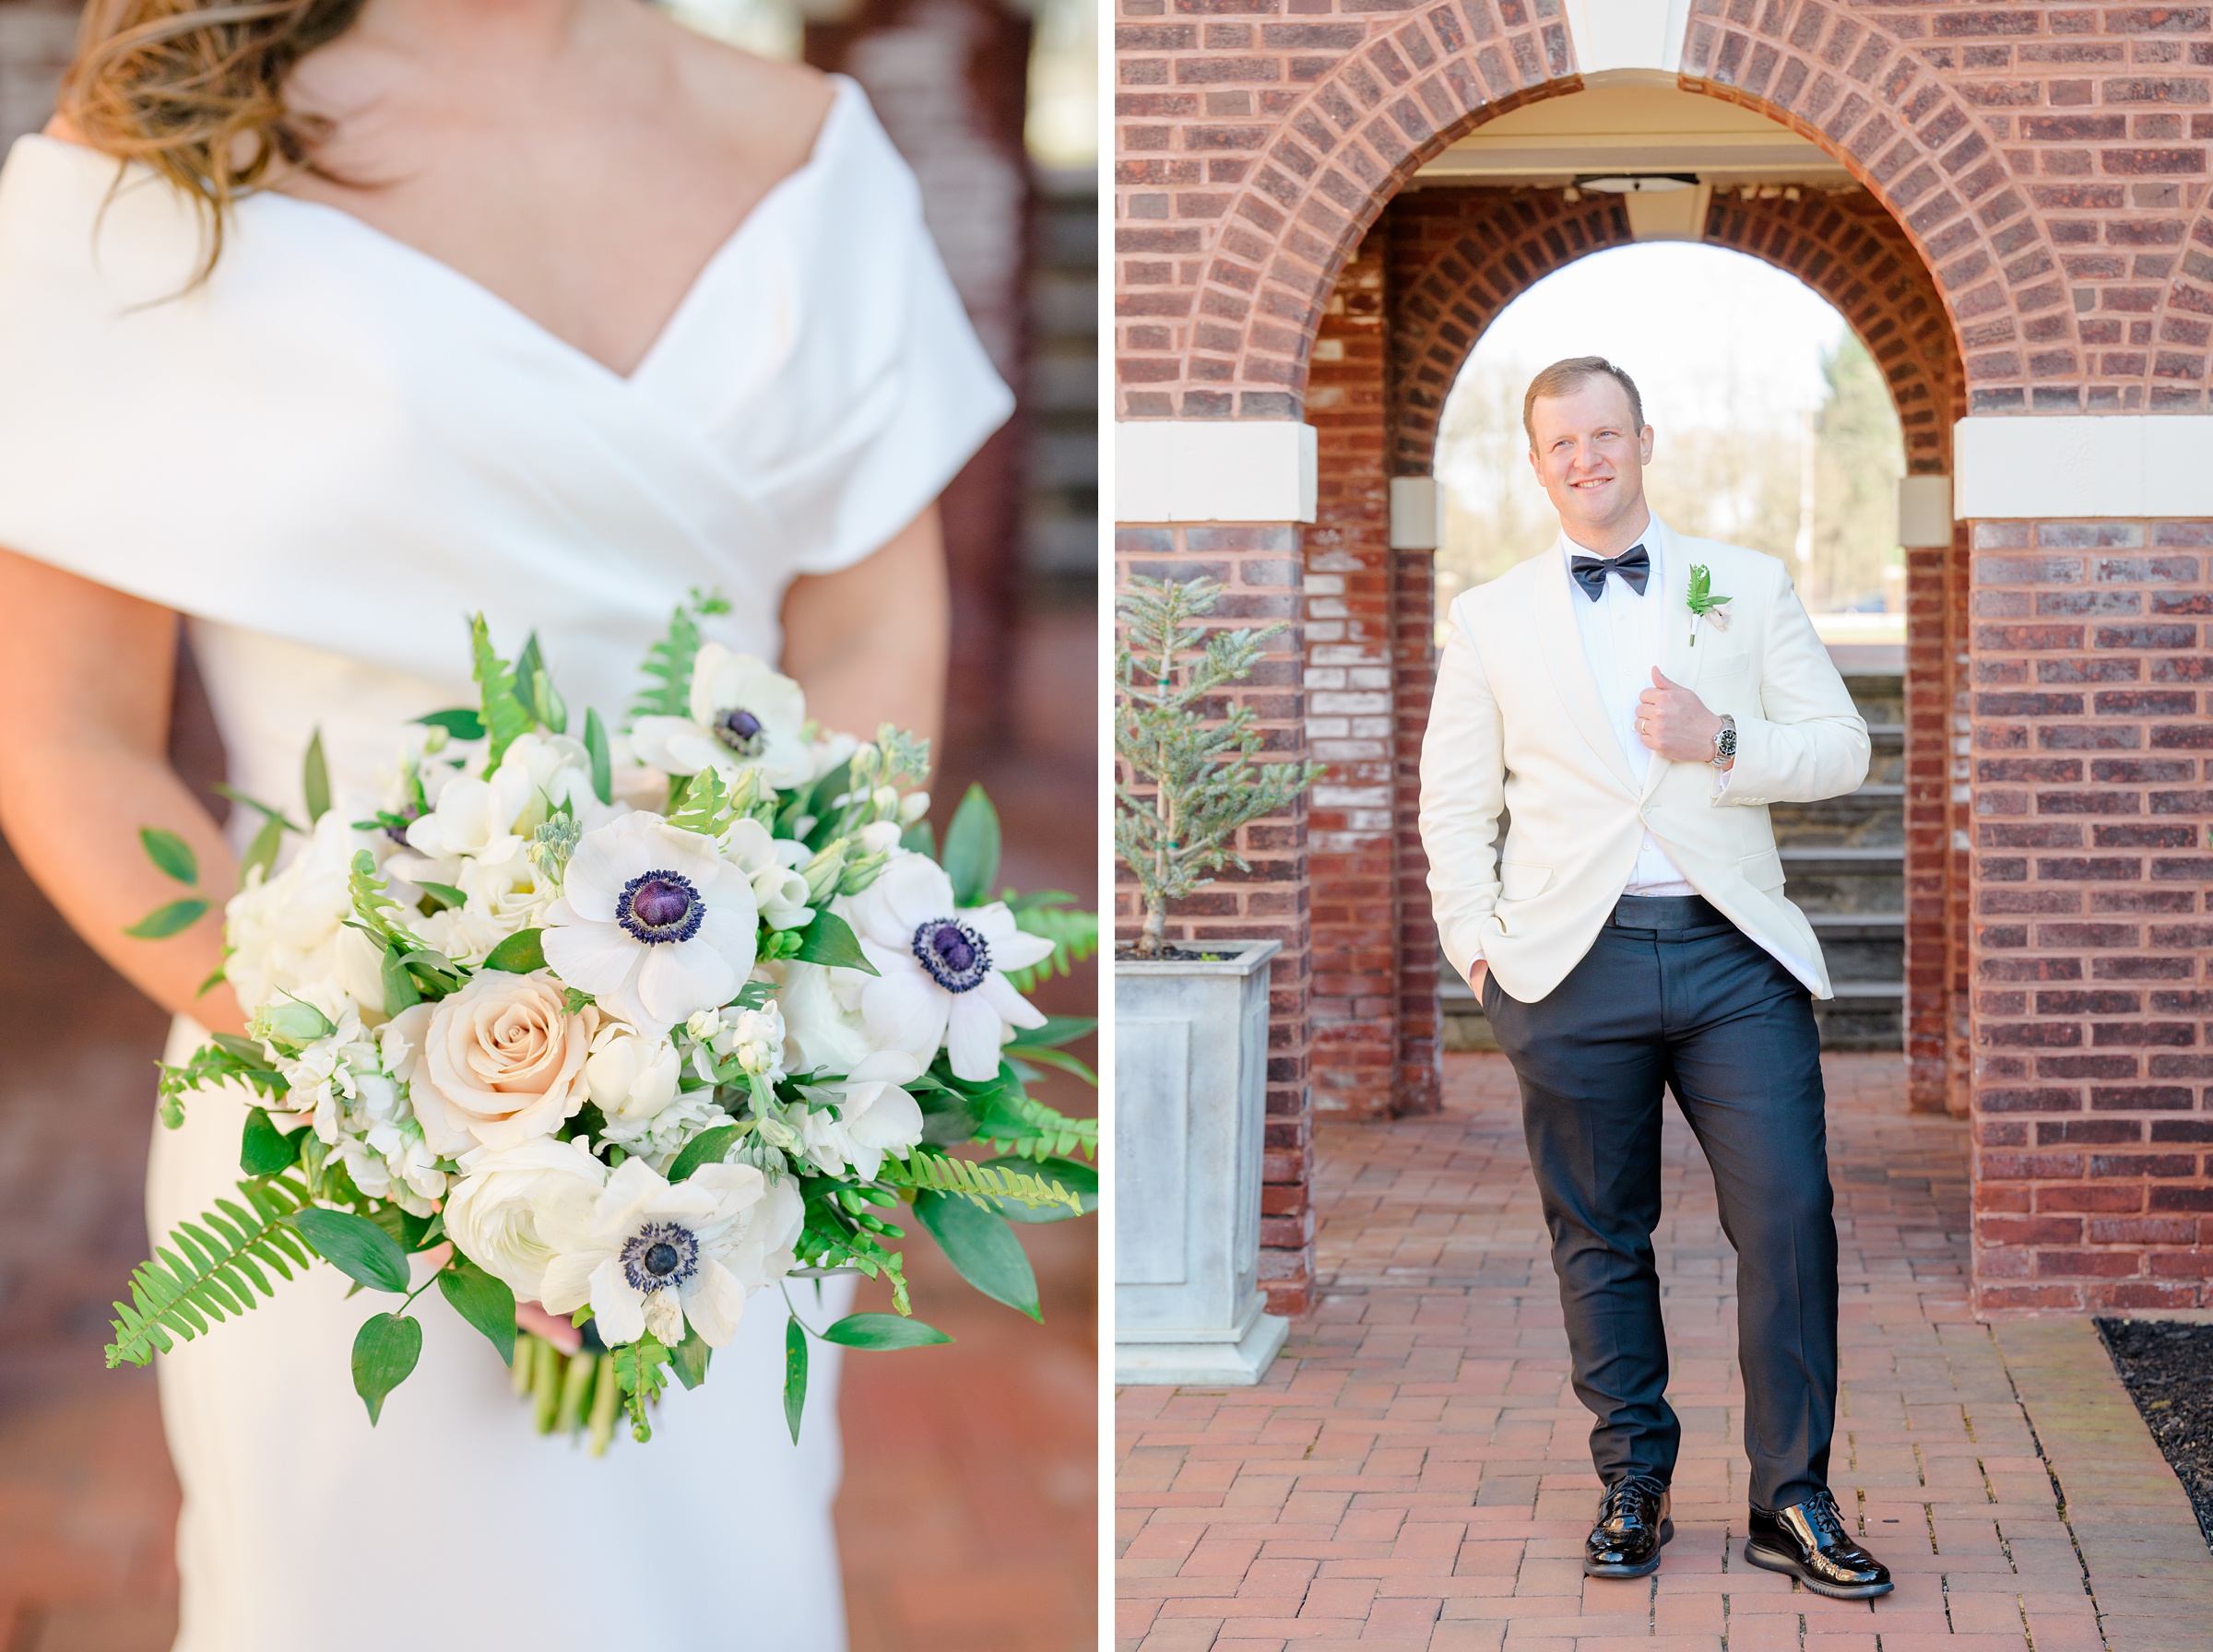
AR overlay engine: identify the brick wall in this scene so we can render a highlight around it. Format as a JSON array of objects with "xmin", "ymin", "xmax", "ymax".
[
  {"xmin": 1117, "ymin": 1, "xmax": 2213, "ymax": 418},
  {"xmin": 1970, "ymin": 519, "xmax": 2213, "ymax": 1311},
  {"xmin": 1116, "ymin": 525, "xmax": 1320, "ymax": 1314}
]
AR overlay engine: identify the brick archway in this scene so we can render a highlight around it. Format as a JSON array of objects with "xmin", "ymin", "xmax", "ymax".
[{"xmin": 1118, "ymin": 0, "xmax": 2213, "ymax": 423}]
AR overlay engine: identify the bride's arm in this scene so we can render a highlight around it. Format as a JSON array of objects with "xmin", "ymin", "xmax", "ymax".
[
  {"xmin": 778, "ymin": 503, "xmax": 950, "ymax": 750},
  {"xmin": 0, "ymin": 549, "xmax": 248, "ymax": 1036}
]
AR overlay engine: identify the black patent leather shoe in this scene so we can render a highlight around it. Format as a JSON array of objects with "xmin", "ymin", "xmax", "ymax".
[
  {"xmin": 1745, "ymin": 1489, "xmax": 1894, "ymax": 1599},
  {"xmin": 1584, "ymin": 1473, "xmax": 1673, "ymax": 1578}
]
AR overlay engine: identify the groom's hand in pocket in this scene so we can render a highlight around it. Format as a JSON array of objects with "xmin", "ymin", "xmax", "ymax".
[{"xmin": 1636, "ymin": 667, "xmax": 1724, "ymax": 764}]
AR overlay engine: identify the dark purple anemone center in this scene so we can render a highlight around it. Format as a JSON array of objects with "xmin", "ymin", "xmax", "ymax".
[
  {"xmin": 912, "ymin": 917, "xmax": 990, "ymax": 993},
  {"xmin": 715, "ymin": 707, "xmax": 766, "ymax": 757},
  {"xmin": 618, "ymin": 870, "xmax": 704, "ymax": 945},
  {"xmin": 621, "ymin": 1221, "xmax": 699, "ymax": 1293}
]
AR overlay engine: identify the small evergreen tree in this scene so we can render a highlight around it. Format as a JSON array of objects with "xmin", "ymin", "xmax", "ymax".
[{"xmin": 1115, "ymin": 575, "xmax": 1324, "ymax": 959}]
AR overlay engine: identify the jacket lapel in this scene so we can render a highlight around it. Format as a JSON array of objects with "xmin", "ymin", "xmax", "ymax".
[
  {"xmin": 1644, "ymin": 518, "xmax": 1706, "ymax": 799},
  {"xmin": 1533, "ymin": 541, "xmax": 1639, "ymax": 796}
]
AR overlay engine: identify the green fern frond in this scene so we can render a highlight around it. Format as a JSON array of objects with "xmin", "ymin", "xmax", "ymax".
[
  {"xmin": 880, "ymin": 1150, "xmax": 1084, "ymax": 1215},
  {"xmin": 967, "ymin": 1087, "xmax": 1099, "ymax": 1162},
  {"xmin": 468, "ymin": 615, "xmax": 537, "ymax": 768},
  {"xmin": 630, "ymin": 588, "xmax": 731, "ymax": 726},
  {"xmin": 106, "ymin": 1175, "xmax": 314, "ymax": 1368},
  {"xmin": 1004, "ymin": 901, "xmax": 1098, "ymax": 993}
]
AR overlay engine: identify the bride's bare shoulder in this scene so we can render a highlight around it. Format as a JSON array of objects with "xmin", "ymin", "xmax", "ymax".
[{"xmin": 658, "ymin": 23, "xmax": 838, "ymax": 171}]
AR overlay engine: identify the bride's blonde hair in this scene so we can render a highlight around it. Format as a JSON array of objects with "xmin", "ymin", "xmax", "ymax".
[{"xmin": 55, "ymin": 0, "xmax": 368, "ymax": 276}]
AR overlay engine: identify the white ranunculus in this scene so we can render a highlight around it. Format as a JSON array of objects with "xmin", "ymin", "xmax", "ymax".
[
  {"xmin": 795, "ymin": 1051, "xmax": 926, "ymax": 1181},
  {"xmin": 627, "ymin": 646, "xmax": 813, "ymax": 789},
  {"xmin": 584, "ymin": 1022, "xmax": 682, "ymax": 1127},
  {"xmin": 540, "ymin": 814, "xmax": 759, "ymax": 1035},
  {"xmin": 444, "ymin": 1136, "xmax": 609, "ymax": 1303},
  {"xmin": 225, "ymin": 809, "xmax": 376, "ymax": 1015},
  {"xmin": 537, "ymin": 1156, "xmax": 800, "ymax": 1348},
  {"xmin": 836, "ymin": 852, "xmax": 1055, "ymax": 1081},
  {"xmin": 406, "ymin": 970, "xmax": 599, "ymax": 1152},
  {"xmin": 776, "ymin": 960, "xmax": 879, "ymax": 1074}
]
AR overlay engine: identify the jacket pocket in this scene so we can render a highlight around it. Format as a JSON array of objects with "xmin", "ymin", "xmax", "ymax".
[
  {"xmin": 1739, "ymin": 848, "xmax": 1787, "ymax": 891},
  {"xmin": 1499, "ymin": 860, "xmax": 1551, "ymax": 900}
]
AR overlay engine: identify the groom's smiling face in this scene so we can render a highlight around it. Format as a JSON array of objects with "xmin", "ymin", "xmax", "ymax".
[{"xmin": 1526, "ymin": 376, "xmax": 1655, "ymax": 544}]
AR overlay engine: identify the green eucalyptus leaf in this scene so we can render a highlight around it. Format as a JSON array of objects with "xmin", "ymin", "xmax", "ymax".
[
  {"xmin": 783, "ymin": 1315, "xmax": 809, "ymax": 1444},
  {"xmin": 125, "ymin": 898, "xmax": 207, "ymax": 939},
  {"xmin": 351, "ymin": 1312, "xmax": 423, "ymax": 1425},
  {"xmin": 302, "ymin": 728, "xmax": 330, "ymax": 823},
  {"xmin": 238, "ymin": 811, "xmax": 284, "ymax": 888},
  {"xmin": 139, "ymin": 827, "xmax": 198, "ymax": 886},
  {"xmin": 914, "ymin": 1190, "xmax": 1039, "ymax": 1320},
  {"xmin": 584, "ymin": 707, "xmax": 612, "ymax": 806},
  {"xmin": 415, "ymin": 880, "xmax": 467, "ymax": 912},
  {"xmin": 669, "ymin": 1326, "xmax": 714, "ymax": 1390},
  {"xmin": 287, "ymin": 1207, "xmax": 411, "ymax": 1294},
  {"xmin": 820, "ymin": 1312, "xmax": 953, "ymax": 1350},
  {"xmin": 1009, "ymin": 1016, "xmax": 1096, "ymax": 1049},
  {"xmin": 436, "ymin": 1255, "xmax": 517, "ymax": 1367},
  {"xmin": 899, "ymin": 820, "xmax": 935, "ymax": 857},
  {"xmin": 415, "ymin": 707, "xmax": 486, "ymax": 741},
  {"xmin": 791, "ymin": 910, "xmax": 876, "ymax": 975},
  {"xmin": 666, "ymin": 1125, "xmax": 742, "ymax": 1185},
  {"xmin": 239, "ymin": 1107, "xmax": 302, "ymax": 1176},
  {"xmin": 481, "ymin": 928, "xmax": 546, "ymax": 974},
  {"xmin": 940, "ymin": 785, "xmax": 1000, "ymax": 908}
]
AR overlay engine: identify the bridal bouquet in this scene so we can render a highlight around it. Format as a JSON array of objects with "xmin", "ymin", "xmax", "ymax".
[{"xmin": 107, "ymin": 594, "xmax": 1097, "ymax": 1452}]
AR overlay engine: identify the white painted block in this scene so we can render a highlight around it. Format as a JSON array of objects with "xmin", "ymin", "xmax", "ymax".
[
  {"xmin": 1624, "ymin": 182, "xmax": 1711, "ymax": 242},
  {"xmin": 1954, "ymin": 415, "xmax": 2213, "ymax": 519},
  {"xmin": 1116, "ymin": 420, "xmax": 1319, "ymax": 524},
  {"xmin": 1389, "ymin": 476, "xmax": 1439, "ymax": 549},
  {"xmin": 1562, "ymin": 0, "xmax": 1694, "ymax": 75},
  {"xmin": 1898, "ymin": 474, "xmax": 1953, "ymax": 548}
]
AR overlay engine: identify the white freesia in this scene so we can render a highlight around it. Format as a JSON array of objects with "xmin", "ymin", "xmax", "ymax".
[
  {"xmin": 265, "ymin": 1000, "xmax": 446, "ymax": 1215},
  {"xmin": 394, "ymin": 732, "xmax": 600, "ymax": 877},
  {"xmin": 685, "ymin": 1002, "xmax": 786, "ymax": 1084},
  {"xmin": 537, "ymin": 1156, "xmax": 801, "ymax": 1348},
  {"xmin": 795, "ymin": 1051, "xmax": 926, "ymax": 1180},
  {"xmin": 540, "ymin": 815, "xmax": 760, "ymax": 1035},
  {"xmin": 443, "ymin": 1136, "xmax": 609, "ymax": 1303},
  {"xmin": 836, "ymin": 852, "xmax": 1054, "ymax": 1081},
  {"xmin": 628, "ymin": 646, "xmax": 812, "ymax": 789}
]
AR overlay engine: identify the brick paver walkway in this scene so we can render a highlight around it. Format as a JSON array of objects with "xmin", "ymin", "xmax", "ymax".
[{"xmin": 1118, "ymin": 1053, "xmax": 2213, "ymax": 1652}]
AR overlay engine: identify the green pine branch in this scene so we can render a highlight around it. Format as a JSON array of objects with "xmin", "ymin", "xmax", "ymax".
[
  {"xmin": 1115, "ymin": 576, "xmax": 1324, "ymax": 956},
  {"xmin": 106, "ymin": 1174, "xmax": 314, "ymax": 1367}
]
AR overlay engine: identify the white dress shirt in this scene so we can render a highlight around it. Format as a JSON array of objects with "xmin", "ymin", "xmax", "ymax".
[{"xmin": 1560, "ymin": 522, "xmax": 1703, "ymax": 896}]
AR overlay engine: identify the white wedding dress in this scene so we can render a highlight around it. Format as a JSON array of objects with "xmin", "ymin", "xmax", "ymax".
[{"xmin": 0, "ymin": 78, "xmax": 1010, "ymax": 1652}]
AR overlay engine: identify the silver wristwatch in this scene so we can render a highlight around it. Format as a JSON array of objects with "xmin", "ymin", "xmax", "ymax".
[{"xmin": 1710, "ymin": 714, "xmax": 1737, "ymax": 769}]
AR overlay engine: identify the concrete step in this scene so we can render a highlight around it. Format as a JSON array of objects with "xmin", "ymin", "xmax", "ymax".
[
  {"xmin": 1767, "ymin": 783, "xmax": 1905, "ymax": 847},
  {"xmin": 1778, "ymin": 845, "xmax": 1904, "ymax": 913}
]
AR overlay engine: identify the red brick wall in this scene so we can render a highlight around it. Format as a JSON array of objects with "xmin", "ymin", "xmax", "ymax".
[
  {"xmin": 1970, "ymin": 519, "xmax": 2213, "ymax": 1311},
  {"xmin": 1115, "ymin": 525, "xmax": 1320, "ymax": 1315},
  {"xmin": 1116, "ymin": 1, "xmax": 2213, "ymax": 418}
]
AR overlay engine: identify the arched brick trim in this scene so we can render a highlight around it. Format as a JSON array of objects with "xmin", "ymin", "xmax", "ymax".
[
  {"xmin": 1382, "ymin": 185, "xmax": 1959, "ymax": 473},
  {"xmin": 1117, "ymin": 0, "xmax": 2213, "ymax": 419},
  {"xmin": 1385, "ymin": 188, "xmax": 1635, "ymax": 474}
]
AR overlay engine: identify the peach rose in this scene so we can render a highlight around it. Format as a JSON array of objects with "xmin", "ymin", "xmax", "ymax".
[{"xmin": 406, "ymin": 971, "xmax": 599, "ymax": 1153}]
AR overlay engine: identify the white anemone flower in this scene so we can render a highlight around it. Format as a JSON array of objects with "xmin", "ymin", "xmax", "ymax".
[
  {"xmin": 837, "ymin": 852, "xmax": 1054, "ymax": 1081},
  {"xmin": 540, "ymin": 815, "xmax": 760, "ymax": 1036},
  {"xmin": 537, "ymin": 1155, "xmax": 801, "ymax": 1348},
  {"xmin": 796, "ymin": 1051, "xmax": 927, "ymax": 1180},
  {"xmin": 628, "ymin": 645, "xmax": 813, "ymax": 789}
]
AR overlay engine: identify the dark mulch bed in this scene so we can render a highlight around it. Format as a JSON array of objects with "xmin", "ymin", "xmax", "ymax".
[{"xmin": 2096, "ymin": 1318, "xmax": 2213, "ymax": 1550}]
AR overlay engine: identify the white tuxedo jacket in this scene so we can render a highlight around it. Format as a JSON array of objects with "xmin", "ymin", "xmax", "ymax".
[{"xmin": 1418, "ymin": 522, "xmax": 1870, "ymax": 1003}]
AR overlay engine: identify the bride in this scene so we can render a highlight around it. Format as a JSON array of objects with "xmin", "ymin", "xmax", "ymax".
[{"xmin": 0, "ymin": 2, "xmax": 1011, "ymax": 1647}]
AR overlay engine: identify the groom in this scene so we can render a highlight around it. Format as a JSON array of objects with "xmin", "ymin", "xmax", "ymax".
[{"xmin": 1417, "ymin": 356, "xmax": 1891, "ymax": 1599}]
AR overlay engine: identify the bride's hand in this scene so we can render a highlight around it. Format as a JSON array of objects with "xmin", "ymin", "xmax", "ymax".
[{"xmin": 517, "ymin": 1300, "xmax": 582, "ymax": 1355}]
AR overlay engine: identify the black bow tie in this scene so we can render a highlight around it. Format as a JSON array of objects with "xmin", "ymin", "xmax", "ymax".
[{"xmin": 1570, "ymin": 544, "xmax": 1651, "ymax": 601}]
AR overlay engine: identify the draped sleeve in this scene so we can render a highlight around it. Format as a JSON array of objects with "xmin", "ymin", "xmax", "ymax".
[{"xmin": 0, "ymin": 76, "xmax": 1014, "ymax": 715}]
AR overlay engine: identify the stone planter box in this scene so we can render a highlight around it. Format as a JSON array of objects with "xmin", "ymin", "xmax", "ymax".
[{"xmin": 1113, "ymin": 939, "xmax": 1288, "ymax": 1386}]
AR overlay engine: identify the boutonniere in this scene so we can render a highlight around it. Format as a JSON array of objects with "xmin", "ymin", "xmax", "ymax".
[{"xmin": 1686, "ymin": 564, "xmax": 1731, "ymax": 646}]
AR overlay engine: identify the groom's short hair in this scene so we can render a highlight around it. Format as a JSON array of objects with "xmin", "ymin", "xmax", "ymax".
[{"xmin": 1522, "ymin": 356, "xmax": 1645, "ymax": 443}]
